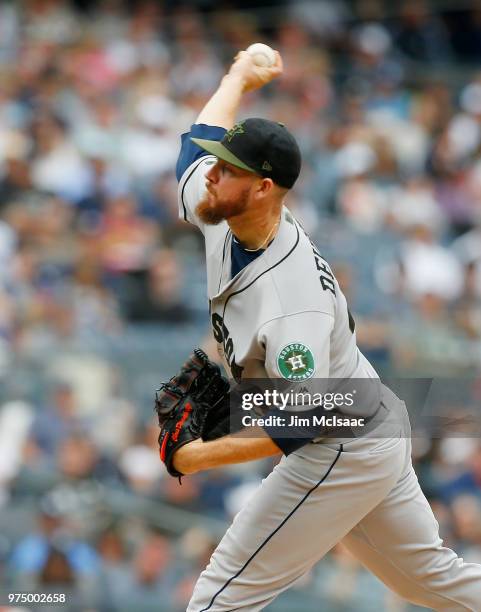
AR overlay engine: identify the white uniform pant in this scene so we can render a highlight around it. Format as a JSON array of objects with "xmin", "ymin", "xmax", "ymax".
[{"xmin": 187, "ymin": 424, "xmax": 481, "ymax": 611}]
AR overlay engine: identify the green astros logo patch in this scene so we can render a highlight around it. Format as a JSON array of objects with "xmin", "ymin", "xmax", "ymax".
[{"xmin": 277, "ymin": 343, "xmax": 315, "ymax": 380}]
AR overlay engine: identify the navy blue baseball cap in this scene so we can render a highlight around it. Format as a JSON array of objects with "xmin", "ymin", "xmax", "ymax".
[{"xmin": 191, "ymin": 118, "xmax": 301, "ymax": 189}]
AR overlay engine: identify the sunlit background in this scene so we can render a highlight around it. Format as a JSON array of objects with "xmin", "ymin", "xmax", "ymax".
[{"xmin": 1, "ymin": 0, "xmax": 481, "ymax": 610}]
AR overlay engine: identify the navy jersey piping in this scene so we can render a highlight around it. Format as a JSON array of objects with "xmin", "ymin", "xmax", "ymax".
[
  {"xmin": 218, "ymin": 230, "xmax": 232, "ymax": 293},
  {"xmin": 221, "ymin": 223, "xmax": 300, "ymax": 319},
  {"xmin": 180, "ymin": 156, "xmax": 215, "ymax": 223}
]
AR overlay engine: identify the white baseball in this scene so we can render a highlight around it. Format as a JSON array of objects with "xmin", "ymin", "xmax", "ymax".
[{"xmin": 246, "ymin": 43, "xmax": 276, "ymax": 68}]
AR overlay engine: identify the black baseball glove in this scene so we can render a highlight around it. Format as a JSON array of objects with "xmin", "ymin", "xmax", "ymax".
[{"xmin": 154, "ymin": 349, "xmax": 231, "ymax": 479}]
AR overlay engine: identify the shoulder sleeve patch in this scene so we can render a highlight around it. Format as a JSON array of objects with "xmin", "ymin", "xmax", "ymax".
[{"xmin": 277, "ymin": 343, "xmax": 315, "ymax": 380}]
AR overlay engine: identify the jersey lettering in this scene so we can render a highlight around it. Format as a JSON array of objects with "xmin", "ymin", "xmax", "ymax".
[
  {"xmin": 314, "ymin": 256, "xmax": 334, "ymax": 279},
  {"xmin": 224, "ymin": 337, "xmax": 234, "ymax": 362},
  {"xmin": 320, "ymin": 274, "xmax": 336, "ymax": 295},
  {"xmin": 211, "ymin": 313, "xmax": 244, "ymax": 382},
  {"xmin": 311, "ymin": 248, "xmax": 336, "ymax": 296},
  {"xmin": 212, "ymin": 313, "xmax": 224, "ymax": 343},
  {"xmin": 299, "ymin": 226, "xmax": 337, "ymax": 297},
  {"xmin": 313, "ymin": 254, "xmax": 336, "ymax": 295}
]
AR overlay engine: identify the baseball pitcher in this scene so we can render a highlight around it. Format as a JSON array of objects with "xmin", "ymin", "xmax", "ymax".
[{"xmin": 156, "ymin": 50, "xmax": 481, "ymax": 611}]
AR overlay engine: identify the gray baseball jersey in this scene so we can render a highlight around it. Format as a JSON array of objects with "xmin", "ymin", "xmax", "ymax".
[
  {"xmin": 179, "ymin": 154, "xmax": 377, "ymax": 388},
  {"xmin": 178, "ymin": 133, "xmax": 481, "ymax": 612}
]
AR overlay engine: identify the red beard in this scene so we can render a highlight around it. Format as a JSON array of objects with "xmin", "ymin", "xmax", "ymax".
[{"xmin": 195, "ymin": 188, "xmax": 250, "ymax": 225}]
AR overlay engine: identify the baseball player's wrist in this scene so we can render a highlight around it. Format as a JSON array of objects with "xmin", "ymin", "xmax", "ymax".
[
  {"xmin": 172, "ymin": 438, "xmax": 203, "ymax": 475},
  {"xmin": 222, "ymin": 72, "xmax": 247, "ymax": 92}
]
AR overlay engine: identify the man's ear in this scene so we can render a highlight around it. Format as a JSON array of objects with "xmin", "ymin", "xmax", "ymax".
[{"xmin": 253, "ymin": 178, "xmax": 275, "ymax": 199}]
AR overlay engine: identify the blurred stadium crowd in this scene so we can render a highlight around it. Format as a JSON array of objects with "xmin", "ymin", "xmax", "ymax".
[{"xmin": 1, "ymin": 0, "xmax": 481, "ymax": 610}]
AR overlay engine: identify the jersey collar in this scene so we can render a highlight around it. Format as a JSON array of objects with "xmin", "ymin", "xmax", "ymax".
[{"xmin": 211, "ymin": 206, "xmax": 300, "ymax": 300}]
